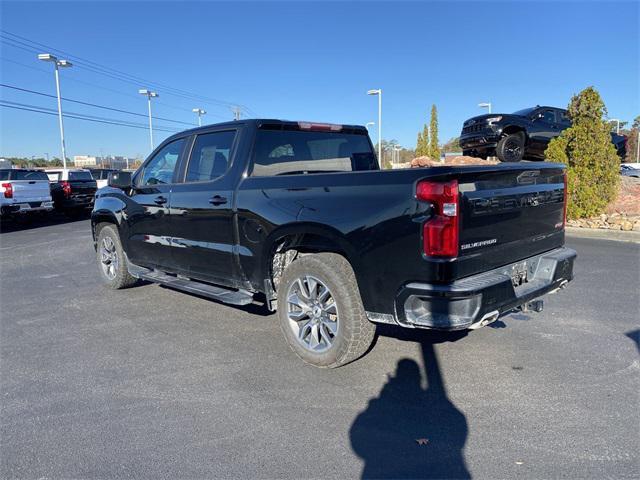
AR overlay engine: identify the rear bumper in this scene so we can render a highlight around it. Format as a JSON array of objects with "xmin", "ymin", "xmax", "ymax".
[
  {"xmin": 367, "ymin": 247, "xmax": 576, "ymax": 330},
  {"xmin": 57, "ymin": 196, "xmax": 95, "ymax": 209},
  {"xmin": 1, "ymin": 201, "xmax": 54, "ymax": 216}
]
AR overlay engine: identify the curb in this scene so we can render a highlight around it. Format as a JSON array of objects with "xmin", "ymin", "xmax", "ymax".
[{"xmin": 565, "ymin": 227, "xmax": 640, "ymax": 244}]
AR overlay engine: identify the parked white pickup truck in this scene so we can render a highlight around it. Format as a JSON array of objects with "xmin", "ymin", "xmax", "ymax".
[{"xmin": 0, "ymin": 169, "xmax": 54, "ymax": 218}]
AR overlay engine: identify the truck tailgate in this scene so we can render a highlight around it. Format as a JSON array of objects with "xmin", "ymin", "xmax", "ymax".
[
  {"xmin": 455, "ymin": 165, "xmax": 565, "ymax": 278},
  {"xmin": 69, "ymin": 179, "xmax": 98, "ymax": 196},
  {"xmin": 9, "ymin": 180, "xmax": 52, "ymax": 202}
]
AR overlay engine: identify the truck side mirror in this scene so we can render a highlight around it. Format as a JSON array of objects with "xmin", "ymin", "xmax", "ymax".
[{"xmin": 108, "ymin": 171, "xmax": 132, "ymax": 189}]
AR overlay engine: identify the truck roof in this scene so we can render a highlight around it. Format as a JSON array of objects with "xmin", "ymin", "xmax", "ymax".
[{"xmin": 169, "ymin": 119, "xmax": 369, "ymax": 138}]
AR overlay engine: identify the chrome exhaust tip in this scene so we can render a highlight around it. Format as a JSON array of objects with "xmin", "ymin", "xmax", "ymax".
[{"xmin": 469, "ymin": 310, "xmax": 500, "ymax": 330}]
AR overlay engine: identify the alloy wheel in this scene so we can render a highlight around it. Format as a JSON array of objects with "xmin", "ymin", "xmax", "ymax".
[
  {"xmin": 286, "ymin": 275, "xmax": 339, "ymax": 353},
  {"xmin": 100, "ymin": 236, "xmax": 119, "ymax": 280}
]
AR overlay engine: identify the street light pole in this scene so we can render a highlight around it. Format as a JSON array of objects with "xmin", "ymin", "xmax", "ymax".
[
  {"xmin": 38, "ymin": 54, "xmax": 72, "ymax": 170},
  {"xmin": 366, "ymin": 122, "xmax": 375, "ymax": 132},
  {"xmin": 609, "ymin": 118, "xmax": 620, "ymax": 135},
  {"xmin": 367, "ymin": 89, "xmax": 382, "ymax": 165},
  {"xmin": 478, "ymin": 102, "xmax": 492, "ymax": 114},
  {"xmin": 193, "ymin": 108, "xmax": 206, "ymax": 126},
  {"xmin": 139, "ymin": 89, "xmax": 159, "ymax": 151}
]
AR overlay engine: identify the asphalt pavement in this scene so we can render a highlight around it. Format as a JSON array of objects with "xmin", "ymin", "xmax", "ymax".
[{"xmin": 1, "ymin": 215, "xmax": 638, "ymax": 479}]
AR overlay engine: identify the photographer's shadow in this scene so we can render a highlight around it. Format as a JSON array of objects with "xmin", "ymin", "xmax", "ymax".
[{"xmin": 350, "ymin": 342, "xmax": 470, "ymax": 479}]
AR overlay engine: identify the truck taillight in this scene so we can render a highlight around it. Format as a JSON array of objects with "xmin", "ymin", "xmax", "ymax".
[
  {"xmin": 416, "ymin": 179, "xmax": 459, "ymax": 257},
  {"xmin": 563, "ymin": 171, "xmax": 568, "ymax": 227},
  {"xmin": 61, "ymin": 180, "xmax": 72, "ymax": 198},
  {"xmin": 2, "ymin": 183, "xmax": 13, "ymax": 199}
]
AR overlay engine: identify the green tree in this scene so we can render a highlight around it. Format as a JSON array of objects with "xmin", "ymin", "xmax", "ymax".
[
  {"xmin": 622, "ymin": 115, "xmax": 640, "ymax": 163},
  {"xmin": 545, "ymin": 86, "xmax": 620, "ymax": 219},
  {"xmin": 442, "ymin": 137, "xmax": 461, "ymax": 153},
  {"xmin": 415, "ymin": 123, "xmax": 429, "ymax": 157},
  {"xmin": 416, "ymin": 131, "xmax": 425, "ymax": 156},
  {"xmin": 429, "ymin": 104, "xmax": 440, "ymax": 160}
]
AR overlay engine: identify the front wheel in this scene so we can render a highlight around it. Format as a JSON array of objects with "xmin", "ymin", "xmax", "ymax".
[
  {"xmin": 96, "ymin": 224, "xmax": 138, "ymax": 289},
  {"xmin": 278, "ymin": 252, "xmax": 375, "ymax": 368},
  {"xmin": 496, "ymin": 133, "xmax": 525, "ymax": 162}
]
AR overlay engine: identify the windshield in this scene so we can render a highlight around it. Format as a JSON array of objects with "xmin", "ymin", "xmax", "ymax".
[
  {"xmin": 512, "ymin": 107, "xmax": 536, "ymax": 116},
  {"xmin": 252, "ymin": 129, "xmax": 377, "ymax": 176}
]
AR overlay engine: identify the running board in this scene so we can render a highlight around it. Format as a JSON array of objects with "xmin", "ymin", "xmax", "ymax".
[{"xmin": 128, "ymin": 263, "xmax": 253, "ymax": 306}]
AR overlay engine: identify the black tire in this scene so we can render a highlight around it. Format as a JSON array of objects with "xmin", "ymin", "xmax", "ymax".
[
  {"xmin": 496, "ymin": 133, "xmax": 525, "ymax": 162},
  {"xmin": 96, "ymin": 224, "xmax": 138, "ymax": 289},
  {"xmin": 462, "ymin": 149, "xmax": 473, "ymax": 157},
  {"xmin": 277, "ymin": 252, "xmax": 375, "ymax": 368}
]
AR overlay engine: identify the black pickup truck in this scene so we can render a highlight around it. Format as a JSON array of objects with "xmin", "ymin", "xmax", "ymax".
[
  {"xmin": 92, "ymin": 119, "xmax": 576, "ymax": 367},
  {"xmin": 47, "ymin": 169, "xmax": 98, "ymax": 216},
  {"xmin": 460, "ymin": 106, "xmax": 627, "ymax": 162}
]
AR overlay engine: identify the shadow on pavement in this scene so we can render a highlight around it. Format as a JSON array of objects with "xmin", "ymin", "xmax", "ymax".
[
  {"xmin": 626, "ymin": 329, "xmax": 639, "ymax": 354},
  {"xmin": 0, "ymin": 211, "xmax": 90, "ymax": 233},
  {"xmin": 350, "ymin": 339, "xmax": 470, "ymax": 479}
]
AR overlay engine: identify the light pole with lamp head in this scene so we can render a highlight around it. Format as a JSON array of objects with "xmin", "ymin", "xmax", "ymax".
[
  {"xmin": 38, "ymin": 54, "xmax": 72, "ymax": 171},
  {"xmin": 139, "ymin": 89, "xmax": 159, "ymax": 151},
  {"xmin": 609, "ymin": 118, "xmax": 621, "ymax": 135},
  {"xmin": 367, "ymin": 89, "xmax": 382, "ymax": 164},
  {"xmin": 193, "ymin": 108, "xmax": 206, "ymax": 126},
  {"xmin": 365, "ymin": 122, "xmax": 375, "ymax": 132},
  {"xmin": 478, "ymin": 102, "xmax": 492, "ymax": 114}
]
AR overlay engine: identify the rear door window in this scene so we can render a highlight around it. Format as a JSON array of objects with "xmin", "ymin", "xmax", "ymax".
[
  {"xmin": 12, "ymin": 170, "xmax": 50, "ymax": 181},
  {"xmin": 252, "ymin": 130, "xmax": 376, "ymax": 176},
  {"xmin": 558, "ymin": 110, "xmax": 571, "ymax": 126},
  {"xmin": 0, "ymin": 171, "xmax": 10, "ymax": 180},
  {"xmin": 541, "ymin": 110, "xmax": 557, "ymax": 124},
  {"xmin": 69, "ymin": 171, "xmax": 93, "ymax": 181},
  {"xmin": 185, "ymin": 130, "xmax": 236, "ymax": 182}
]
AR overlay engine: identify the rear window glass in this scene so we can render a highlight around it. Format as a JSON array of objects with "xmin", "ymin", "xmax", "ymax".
[
  {"xmin": 252, "ymin": 130, "xmax": 377, "ymax": 176},
  {"xmin": 12, "ymin": 170, "xmax": 49, "ymax": 181},
  {"xmin": 0, "ymin": 171, "xmax": 9, "ymax": 180},
  {"xmin": 69, "ymin": 171, "xmax": 93, "ymax": 181}
]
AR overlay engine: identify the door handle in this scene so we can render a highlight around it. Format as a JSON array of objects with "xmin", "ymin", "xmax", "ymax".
[
  {"xmin": 209, "ymin": 195, "xmax": 228, "ymax": 206},
  {"xmin": 154, "ymin": 195, "xmax": 168, "ymax": 205}
]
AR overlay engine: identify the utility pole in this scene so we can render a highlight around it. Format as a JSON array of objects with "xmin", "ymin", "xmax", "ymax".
[{"xmin": 232, "ymin": 106, "xmax": 242, "ymax": 121}]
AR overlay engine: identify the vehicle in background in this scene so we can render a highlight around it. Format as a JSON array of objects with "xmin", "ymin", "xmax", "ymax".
[
  {"xmin": 620, "ymin": 164, "xmax": 640, "ymax": 178},
  {"xmin": 89, "ymin": 168, "xmax": 117, "ymax": 189},
  {"xmin": 92, "ymin": 119, "xmax": 575, "ymax": 368},
  {"xmin": 0, "ymin": 168, "xmax": 54, "ymax": 219},
  {"xmin": 460, "ymin": 106, "xmax": 627, "ymax": 162},
  {"xmin": 46, "ymin": 169, "xmax": 98, "ymax": 217}
]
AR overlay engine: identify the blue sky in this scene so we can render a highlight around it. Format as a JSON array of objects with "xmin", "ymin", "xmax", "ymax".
[{"xmin": 1, "ymin": 1, "xmax": 638, "ymax": 159}]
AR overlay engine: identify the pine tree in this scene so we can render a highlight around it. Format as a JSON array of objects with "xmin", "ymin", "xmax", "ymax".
[
  {"xmin": 423, "ymin": 124, "xmax": 430, "ymax": 156},
  {"xmin": 429, "ymin": 104, "xmax": 440, "ymax": 160},
  {"xmin": 416, "ymin": 131, "xmax": 424, "ymax": 156},
  {"xmin": 415, "ymin": 124, "xmax": 429, "ymax": 157},
  {"xmin": 545, "ymin": 86, "xmax": 619, "ymax": 219}
]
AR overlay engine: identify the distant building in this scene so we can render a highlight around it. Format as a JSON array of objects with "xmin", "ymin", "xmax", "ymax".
[
  {"xmin": 102, "ymin": 155, "xmax": 129, "ymax": 169},
  {"xmin": 0, "ymin": 158, "xmax": 12, "ymax": 169},
  {"xmin": 74, "ymin": 155, "xmax": 98, "ymax": 167}
]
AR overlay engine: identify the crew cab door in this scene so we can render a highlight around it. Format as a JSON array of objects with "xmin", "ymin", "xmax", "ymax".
[
  {"xmin": 126, "ymin": 137, "xmax": 186, "ymax": 269},
  {"xmin": 168, "ymin": 129, "xmax": 240, "ymax": 287},
  {"xmin": 529, "ymin": 108, "xmax": 560, "ymax": 155}
]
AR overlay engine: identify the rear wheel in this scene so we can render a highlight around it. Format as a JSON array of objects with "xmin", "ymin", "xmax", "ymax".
[
  {"xmin": 496, "ymin": 133, "xmax": 525, "ymax": 162},
  {"xmin": 96, "ymin": 224, "xmax": 138, "ymax": 289},
  {"xmin": 277, "ymin": 252, "xmax": 375, "ymax": 368}
]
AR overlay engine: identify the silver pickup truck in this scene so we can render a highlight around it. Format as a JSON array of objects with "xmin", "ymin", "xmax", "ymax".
[{"xmin": 0, "ymin": 169, "xmax": 54, "ymax": 218}]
